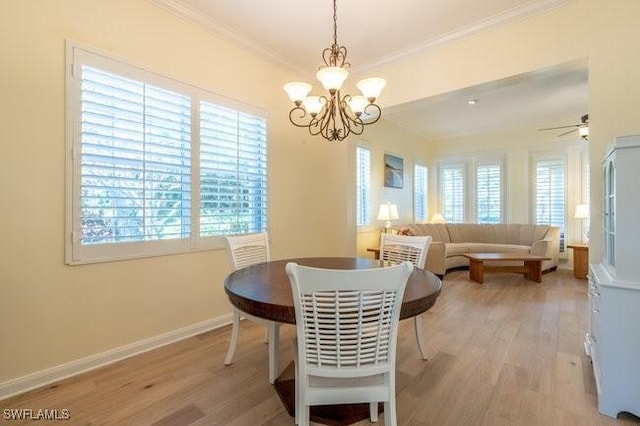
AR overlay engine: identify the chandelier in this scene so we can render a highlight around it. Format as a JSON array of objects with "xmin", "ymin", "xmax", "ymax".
[{"xmin": 283, "ymin": 0, "xmax": 386, "ymax": 142}]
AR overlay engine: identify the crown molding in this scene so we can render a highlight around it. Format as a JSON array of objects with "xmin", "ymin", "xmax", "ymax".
[
  {"xmin": 149, "ymin": 0, "xmax": 573, "ymax": 76},
  {"xmin": 354, "ymin": 0, "xmax": 573, "ymax": 74},
  {"xmin": 148, "ymin": 0, "xmax": 306, "ymax": 75}
]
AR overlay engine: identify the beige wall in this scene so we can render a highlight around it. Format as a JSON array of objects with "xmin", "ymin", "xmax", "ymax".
[
  {"xmin": 2, "ymin": 0, "xmax": 640, "ymax": 389},
  {"xmin": 0, "ymin": 0, "xmax": 353, "ymax": 383}
]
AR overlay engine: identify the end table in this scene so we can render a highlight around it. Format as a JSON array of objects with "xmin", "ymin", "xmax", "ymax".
[{"xmin": 567, "ymin": 244, "xmax": 589, "ymax": 279}]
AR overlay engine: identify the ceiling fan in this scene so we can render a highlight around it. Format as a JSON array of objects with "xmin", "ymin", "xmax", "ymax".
[{"xmin": 539, "ymin": 113, "xmax": 589, "ymax": 140}]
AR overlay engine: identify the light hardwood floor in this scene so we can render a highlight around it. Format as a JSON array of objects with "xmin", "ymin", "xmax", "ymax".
[{"xmin": 2, "ymin": 269, "xmax": 640, "ymax": 425}]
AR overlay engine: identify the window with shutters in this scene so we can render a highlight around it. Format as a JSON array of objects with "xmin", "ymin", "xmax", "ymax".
[
  {"xmin": 476, "ymin": 162, "xmax": 502, "ymax": 224},
  {"xmin": 533, "ymin": 157, "xmax": 566, "ymax": 252},
  {"xmin": 356, "ymin": 146, "xmax": 371, "ymax": 227},
  {"xmin": 439, "ymin": 162, "xmax": 465, "ymax": 223},
  {"xmin": 413, "ymin": 164, "xmax": 428, "ymax": 222},
  {"xmin": 66, "ymin": 44, "xmax": 267, "ymax": 264}
]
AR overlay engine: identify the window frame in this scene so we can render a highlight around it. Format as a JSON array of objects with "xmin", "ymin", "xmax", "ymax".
[
  {"xmin": 65, "ymin": 42, "xmax": 269, "ymax": 265},
  {"xmin": 473, "ymin": 158, "xmax": 504, "ymax": 224},
  {"xmin": 531, "ymin": 154, "xmax": 567, "ymax": 253},
  {"xmin": 355, "ymin": 145, "xmax": 372, "ymax": 228},
  {"xmin": 413, "ymin": 163, "xmax": 428, "ymax": 222},
  {"xmin": 437, "ymin": 160, "xmax": 466, "ymax": 223}
]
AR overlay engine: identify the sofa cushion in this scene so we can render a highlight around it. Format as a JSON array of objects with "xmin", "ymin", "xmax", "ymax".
[
  {"xmin": 402, "ymin": 223, "xmax": 450, "ymax": 243},
  {"xmin": 446, "ymin": 243, "xmax": 470, "ymax": 257},
  {"xmin": 464, "ymin": 243, "xmax": 531, "ymax": 254},
  {"xmin": 447, "ymin": 224, "xmax": 551, "ymax": 246}
]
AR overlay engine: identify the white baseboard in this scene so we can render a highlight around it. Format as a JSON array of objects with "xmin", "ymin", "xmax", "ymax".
[{"xmin": 0, "ymin": 314, "xmax": 233, "ymax": 401}]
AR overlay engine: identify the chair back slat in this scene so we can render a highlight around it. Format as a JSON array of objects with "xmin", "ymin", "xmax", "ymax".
[
  {"xmin": 224, "ymin": 233, "xmax": 270, "ymax": 271},
  {"xmin": 379, "ymin": 234, "xmax": 432, "ymax": 269},
  {"xmin": 286, "ymin": 262, "xmax": 413, "ymax": 377}
]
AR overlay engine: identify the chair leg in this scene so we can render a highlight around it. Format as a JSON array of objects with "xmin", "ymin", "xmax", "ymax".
[
  {"xmin": 369, "ymin": 402, "xmax": 378, "ymax": 422},
  {"xmin": 414, "ymin": 315, "xmax": 428, "ymax": 360},
  {"xmin": 384, "ymin": 400, "xmax": 396, "ymax": 426},
  {"xmin": 224, "ymin": 310, "xmax": 241, "ymax": 365},
  {"xmin": 267, "ymin": 322, "xmax": 280, "ymax": 384}
]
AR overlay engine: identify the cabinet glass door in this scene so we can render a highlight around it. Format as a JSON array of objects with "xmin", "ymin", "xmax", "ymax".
[{"xmin": 604, "ymin": 160, "xmax": 616, "ymax": 267}]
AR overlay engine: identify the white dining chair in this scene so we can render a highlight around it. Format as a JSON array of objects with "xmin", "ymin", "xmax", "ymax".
[
  {"xmin": 223, "ymin": 232, "xmax": 280, "ymax": 384},
  {"xmin": 286, "ymin": 261, "xmax": 413, "ymax": 426},
  {"xmin": 379, "ymin": 233, "xmax": 432, "ymax": 360}
]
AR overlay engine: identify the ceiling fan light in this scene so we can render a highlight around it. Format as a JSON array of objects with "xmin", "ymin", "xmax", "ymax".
[
  {"xmin": 579, "ymin": 126, "xmax": 589, "ymax": 138},
  {"xmin": 357, "ymin": 77, "xmax": 386, "ymax": 102},
  {"xmin": 283, "ymin": 82, "xmax": 312, "ymax": 105},
  {"xmin": 316, "ymin": 67, "xmax": 349, "ymax": 93}
]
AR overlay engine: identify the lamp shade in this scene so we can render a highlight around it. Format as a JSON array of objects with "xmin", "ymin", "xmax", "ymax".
[
  {"xmin": 301, "ymin": 96, "xmax": 326, "ymax": 116},
  {"xmin": 357, "ymin": 77, "xmax": 386, "ymax": 101},
  {"xmin": 574, "ymin": 204, "xmax": 589, "ymax": 219},
  {"xmin": 283, "ymin": 82, "xmax": 312, "ymax": 104},
  {"xmin": 429, "ymin": 213, "xmax": 445, "ymax": 224},
  {"xmin": 347, "ymin": 95, "xmax": 368, "ymax": 116},
  {"xmin": 316, "ymin": 67, "xmax": 349, "ymax": 92},
  {"xmin": 377, "ymin": 203, "xmax": 399, "ymax": 221}
]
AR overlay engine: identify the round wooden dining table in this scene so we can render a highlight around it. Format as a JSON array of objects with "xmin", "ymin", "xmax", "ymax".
[{"xmin": 224, "ymin": 256, "xmax": 442, "ymax": 426}]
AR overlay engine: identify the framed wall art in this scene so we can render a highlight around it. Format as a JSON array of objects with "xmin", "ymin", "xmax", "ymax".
[{"xmin": 384, "ymin": 154, "xmax": 403, "ymax": 188}]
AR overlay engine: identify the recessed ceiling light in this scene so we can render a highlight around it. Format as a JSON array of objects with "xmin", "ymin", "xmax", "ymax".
[{"xmin": 467, "ymin": 99, "xmax": 478, "ymax": 105}]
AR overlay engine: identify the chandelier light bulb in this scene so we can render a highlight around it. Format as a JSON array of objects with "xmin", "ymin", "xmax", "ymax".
[
  {"xmin": 316, "ymin": 67, "xmax": 349, "ymax": 94},
  {"xmin": 357, "ymin": 77, "xmax": 386, "ymax": 102},
  {"xmin": 301, "ymin": 96, "xmax": 326, "ymax": 117},
  {"xmin": 347, "ymin": 95, "xmax": 368, "ymax": 116},
  {"xmin": 283, "ymin": 82, "xmax": 312, "ymax": 106}
]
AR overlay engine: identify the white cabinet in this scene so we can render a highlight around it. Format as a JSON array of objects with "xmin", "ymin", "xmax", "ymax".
[{"xmin": 586, "ymin": 135, "xmax": 640, "ymax": 418}]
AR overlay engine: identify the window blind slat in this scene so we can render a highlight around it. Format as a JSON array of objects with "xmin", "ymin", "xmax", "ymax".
[
  {"xmin": 534, "ymin": 158, "xmax": 566, "ymax": 252},
  {"xmin": 356, "ymin": 147, "xmax": 371, "ymax": 227},
  {"xmin": 476, "ymin": 163, "xmax": 502, "ymax": 224},
  {"xmin": 440, "ymin": 164, "xmax": 464, "ymax": 223},
  {"xmin": 413, "ymin": 165, "xmax": 428, "ymax": 222},
  {"xmin": 79, "ymin": 65, "xmax": 192, "ymax": 245},
  {"xmin": 199, "ymin": 101, "xmax": 267, "ymax": 237}
]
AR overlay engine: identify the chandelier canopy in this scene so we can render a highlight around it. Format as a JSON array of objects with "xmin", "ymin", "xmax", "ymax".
[{"xmin": 283, "ymin": 0, "xmax": 386, "ymax": 141}]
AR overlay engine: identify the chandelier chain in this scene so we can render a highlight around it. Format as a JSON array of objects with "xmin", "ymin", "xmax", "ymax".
[{"xmin": 332, "ymin": 0, "xmax": 338, "ymax": 48}]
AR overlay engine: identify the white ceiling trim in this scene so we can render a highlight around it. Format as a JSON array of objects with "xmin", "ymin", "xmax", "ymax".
[
  {"xmin": 354, "ymin": 0, "xmax": 573, "ymax": 74},
  {"xmin": 148, "ymin": 0, "xmax": 307, "ymax": 75},
  {"xmin": 149, "ymin": 0, "xmax": 572, "ymax": 77}
]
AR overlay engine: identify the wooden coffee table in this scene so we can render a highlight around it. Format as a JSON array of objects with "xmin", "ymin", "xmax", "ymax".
[{"xmin": 462, "ymin": 253, "xmax": 551, "ymax": 284}]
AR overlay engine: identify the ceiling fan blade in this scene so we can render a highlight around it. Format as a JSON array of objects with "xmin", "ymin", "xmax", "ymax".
[
  {"xmin": 557, "ymin": 128, "xmax": 578, "ymax": 137},
  {"xmin": 538, "ymin": 124, "xmax": 580, "ymax": 131}
]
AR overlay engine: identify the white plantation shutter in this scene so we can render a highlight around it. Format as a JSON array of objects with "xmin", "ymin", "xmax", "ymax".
[
  {"xmin": 356, "ymin": 146, "xmax": 371, "ymax": 226},
  {"xmin": 440, "ymin": 163, "xmax": 465, "ymax": 223},
  {"xmin": 80, "ymin": 66, "xmax": 192, "ymax": 245},
  {"xmin": 414, "ymin": 164, "xmax": 428, "ymax": 222},
  {"xmin": 67, "ymin": 45, "xmax": 268, "ymax": 264},
  {"xmin": 534, "ymin": 158, "xmax": 566, "ymax": 252},
  {"xmin": 476, "ymin": 163, "xmax": 502, "ymax": 223},
  {"xmin": 200, "ymin": 102, "xmax": 267, "ymax": 236}
]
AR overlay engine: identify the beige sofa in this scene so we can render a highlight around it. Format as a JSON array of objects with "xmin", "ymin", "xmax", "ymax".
[{"xmin": 397, "ymin": 223, "xmax": 560, "ymax": 277}]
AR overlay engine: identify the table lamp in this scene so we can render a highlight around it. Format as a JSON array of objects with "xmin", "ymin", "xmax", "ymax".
[
  {"xmin": 429, "ymin": 213, "xmax": 445, "ymax": 224},
  {"xmin": 377, "ymin": 202, "xmax": 399, "ymax": 233},
  {"xmin": 574, "ymin": 203, "xmax": 589, "ymax": 243}
]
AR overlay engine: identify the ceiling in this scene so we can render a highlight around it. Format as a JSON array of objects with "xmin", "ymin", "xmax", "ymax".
[{"xmin": 151, "ymin": 0, "xmax": 587, "ymax": 140}]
